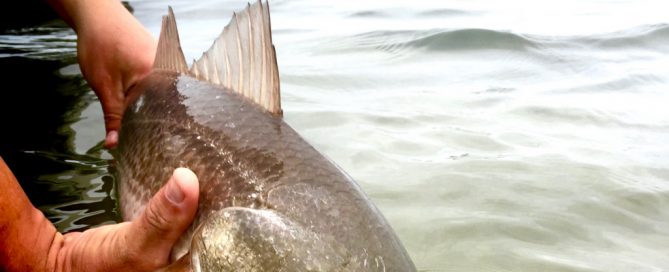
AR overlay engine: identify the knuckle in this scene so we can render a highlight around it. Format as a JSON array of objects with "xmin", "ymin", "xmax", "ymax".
[{"xmin": 142, "ymin": 200, "xmax": 173, "ymax": 235}]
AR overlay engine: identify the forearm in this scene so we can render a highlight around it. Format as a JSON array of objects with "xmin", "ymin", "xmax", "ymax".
[
  {"xmin": 1, "ymin": 155, "xmax": 198, "ymax": 271},
  {"xmin": 0, "ymin": 158, "xmax": 139, "ymax": 271},
  {"xmin": 0, "ymin": 157, "xmax": 61, "ymax": 272},
  {"xmin": 46, "ymin": 0, "xmax": 130, "ymax": 33}
]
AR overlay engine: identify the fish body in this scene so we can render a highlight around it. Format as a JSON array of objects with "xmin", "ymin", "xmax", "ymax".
[{"xmin": 115, "ymin": 2, "xmax": 416, "ymax": 271}]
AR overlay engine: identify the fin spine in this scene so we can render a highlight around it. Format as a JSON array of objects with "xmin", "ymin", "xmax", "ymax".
[
  {"xmin": 189, "ymin": 0, "xmax": 282, "ymax": 116},
  {"xmin": 154, "ymin": 7, "xmax": 189, "ymax": 74}
]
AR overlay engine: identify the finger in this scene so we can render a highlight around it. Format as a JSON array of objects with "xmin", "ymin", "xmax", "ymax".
[
  {"xmin": 78, "ymin": 52, "xmax": 124, "ymax": 149},
  {"xmin": 128, "ymin": 168, "xmax": 200, "ymax": 263},
  {"xmin": 101, "ymin": 105, "xmax": 123, "ymax": 148},
  {"xmin": 81, "ymin": 84, "xmax": 122, "ymax": 148},
  {"xmin": 105, "ymin": 130, "xmax": 119, "ymax": 148}
]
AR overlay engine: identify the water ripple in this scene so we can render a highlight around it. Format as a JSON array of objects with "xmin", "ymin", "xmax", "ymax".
[
  {"xmin": 574, "ymin": 23, "xmax": 669, "ymax": 50},
  {"xmin": 351, "ymin": 29, "xmax": 537, "ymax": 53},
  {"xmin": 0, "ymin": 26, "xmax": 76, "ymax": 59},
  {"xmin": 341, "ymin": 24, "xmax": 669, "ymax": 59}
]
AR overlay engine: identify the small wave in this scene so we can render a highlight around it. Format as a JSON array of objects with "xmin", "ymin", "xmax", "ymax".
[
  {"xmin": 559, "ymin": 73, "xmax": 666, "ymax": 93},
  {"xmin": 418, "ymin": 8, "xmax": 472, "ymax": 17},
  {"xmin": 508, "ymin": 106, "xmax": 668, "ymax": 130},
  {"xmin": 351, "ymin": 29, "xmax": 538, "ymax": 54},
  {"xmin": 511, "ymin": 106, "xmax": 615, "ymax": 127},
  {"xmin": 0, "ymin": 26, "xmax": 76, "ymax": 60},
  {"xmin": 349, "ymin": 10, "xmax": 389, "ymax": 18},
  {"xmin": 407, "ymin": 29, "xmax": 537, "ymax": 51},
  {"xmin": 577, "ymin": 24, "xmax": 669, "ymax": 50},
  {"xmin": 350, "ymin": 8, "xmax": 472, "ymax": 18},
  {"xmin": 527, "ymin": 24, "xmax": 669, "ymax": 52},
  {"xmin": 343, "ymin": 24, "xmax": 669, "ymax": 57}
]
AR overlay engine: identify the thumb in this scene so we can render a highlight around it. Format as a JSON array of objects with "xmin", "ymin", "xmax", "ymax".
[{"xmin": 128, "ymin": 168, "xmax": 199, "ymax": 264}]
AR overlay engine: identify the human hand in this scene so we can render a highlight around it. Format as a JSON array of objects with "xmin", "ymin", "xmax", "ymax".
[
  {"xmin": 48, "ymin": 0, "xmax": 157, "ymax": 148},
  {"xmin": 0, "ymin": 159, "xmax": 199, "ymax": 271},
  {"xmin": 54, "ymin": 168, "xmax": 199, "ymax": 271}
]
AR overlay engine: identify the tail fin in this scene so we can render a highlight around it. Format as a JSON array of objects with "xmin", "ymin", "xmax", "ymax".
[
  {"xmin": 190, "ymin": 0, "xmax": 282, "ymax": 116},
  {"xmin": 154, "ymin": 1, "xmax": 282, "ymax": 116}
]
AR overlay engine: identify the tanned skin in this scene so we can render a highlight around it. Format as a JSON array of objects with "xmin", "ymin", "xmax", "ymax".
[{"xmin": 0, "ymin": 1, "xmax": 200, "ymax": 271}]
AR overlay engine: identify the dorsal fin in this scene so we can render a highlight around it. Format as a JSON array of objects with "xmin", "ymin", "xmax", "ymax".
[
  {"xmin": 154, "ymin": 7, "xmax": 189, "ymax": 73},
  {"xmin": 190, "ymin": 0, "xmax": 282, "ymax": 116}
]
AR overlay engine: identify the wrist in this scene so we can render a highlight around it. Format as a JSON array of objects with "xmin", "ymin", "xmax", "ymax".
[{"xmin": 0, "ymin": 158, "xmax": 61, "ymax": 272}]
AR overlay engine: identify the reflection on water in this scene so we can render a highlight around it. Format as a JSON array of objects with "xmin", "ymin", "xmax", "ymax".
[
  {"xmin": 0, "ymin": 23, "xmax": 116, "ymax": 232},
  {"xmin": 20, "ymin": 150, "xmax": 117, "ymax": 232},
  {"xmin": 2, "ymin": 0, "xmax": 669, "ymax": 271}
]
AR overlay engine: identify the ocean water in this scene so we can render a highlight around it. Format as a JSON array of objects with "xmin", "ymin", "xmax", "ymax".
[{"xmin": 1, "ymin": 0, "xmax": 669, "ymax": 271}]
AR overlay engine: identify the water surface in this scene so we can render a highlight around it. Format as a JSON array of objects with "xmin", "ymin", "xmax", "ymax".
[{"xmin": 1, "ymin": 0, "xmax": 669, "ymax": 271}]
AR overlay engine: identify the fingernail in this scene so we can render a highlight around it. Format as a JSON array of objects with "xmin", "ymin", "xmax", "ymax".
[
  {"xmin": 106, "ymin": 131, "xmax": 118, "ymax": 145},
  {"xmin": 166, "ymin": 175, "xmax": 185, "ymax": 204}
]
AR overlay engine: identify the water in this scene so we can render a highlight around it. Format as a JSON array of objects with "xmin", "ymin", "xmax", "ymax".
[{"xmin": 1, "ymin": 0, "xmax": 669, "ymax": 271}]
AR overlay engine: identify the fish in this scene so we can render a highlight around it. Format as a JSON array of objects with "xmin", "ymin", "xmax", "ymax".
[{"xmin": 115, "ymin": 1, "xmax": 417, "ymax": 271}]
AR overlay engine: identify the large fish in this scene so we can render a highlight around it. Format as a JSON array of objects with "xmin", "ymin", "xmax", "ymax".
[{"xmin": 115, "ymin": 1, "xmax": 416, "ymax": 271}]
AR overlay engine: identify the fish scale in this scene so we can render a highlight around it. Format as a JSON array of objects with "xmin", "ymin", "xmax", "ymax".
[{"xmin": 115, "ymin": 1, "xmax": 416, "ymax": 271}]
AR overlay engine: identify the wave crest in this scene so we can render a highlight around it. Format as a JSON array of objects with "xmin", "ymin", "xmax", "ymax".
[{"xmin": 351, "ymin": 29, "xmax": 537, "ymax": 54}]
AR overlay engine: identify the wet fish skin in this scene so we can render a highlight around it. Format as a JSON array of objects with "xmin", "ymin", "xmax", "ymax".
[{"xmin": 116, "ymin": 71, "xmax": 417, "ymax": 271}]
